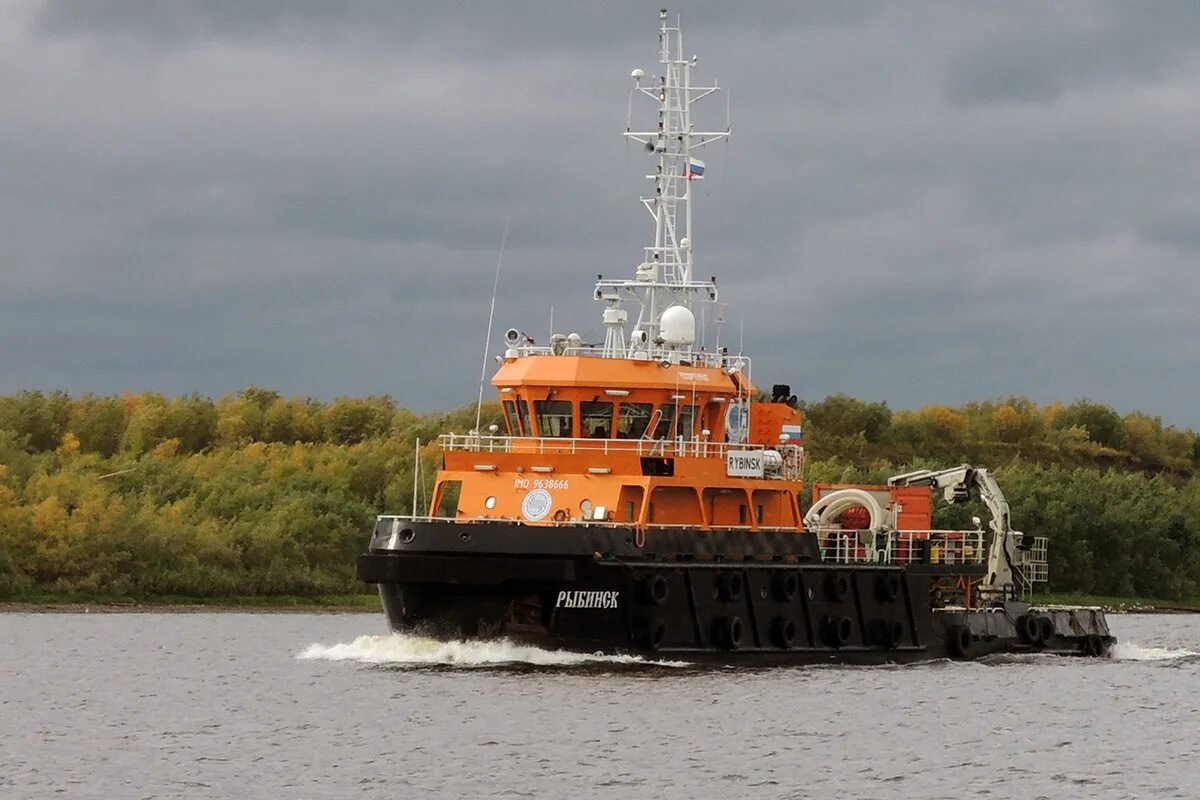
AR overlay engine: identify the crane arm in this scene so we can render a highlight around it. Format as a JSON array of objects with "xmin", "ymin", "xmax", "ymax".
[{"xmin": 888, "ymin": 465, "xmax": 1020, "ymax": 596}]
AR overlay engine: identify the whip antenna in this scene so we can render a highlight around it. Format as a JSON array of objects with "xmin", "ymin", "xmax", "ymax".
[{"xmin": 474, "ymin": 214, "xmax": 512, "ymax": 435}]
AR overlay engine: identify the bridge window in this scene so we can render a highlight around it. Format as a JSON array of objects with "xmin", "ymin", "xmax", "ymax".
[
  {"xmin": 617, "ymin": 402, "xmax": 653, "ymax": 438},
  {"xmin": 580, "ymin": 401, "xmax": 614, "ymax": 438},
  {"xmin": 677, "ymin": 404, "xmax": 697, "ymax": 438},
  {"xmin": 517, "ymin": 399, "xmax": 531, "ymax": 436},
  {"xmin": 652, "ymin": 403, "xmax": 698, "ymax": 439},
  {"xmin": 653, "ymin": 404, "xmax": 675, "ymax": 438},
  {"xmin": 502, "ymin": 400, "xmax": 521, "ymax": 435},
  {"xmin": 534, "ymin": 400, "xmax": 574, "ymax": 437}
]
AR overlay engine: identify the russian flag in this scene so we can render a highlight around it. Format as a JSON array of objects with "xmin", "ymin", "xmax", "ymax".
[{"xmin": 685, "ymin": 158, "xmax": 705, "ymax": 180}]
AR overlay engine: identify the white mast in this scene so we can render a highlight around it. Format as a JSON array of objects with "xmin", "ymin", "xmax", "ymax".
[{"xmin": 597, "ymin": 8, "xmax": 730, "ymax": 359}]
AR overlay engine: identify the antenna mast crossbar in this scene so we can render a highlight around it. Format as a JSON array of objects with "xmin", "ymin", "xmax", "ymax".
[{"xmin": 597, "ymin": 8, "xmax": 730, "ymax": 359}]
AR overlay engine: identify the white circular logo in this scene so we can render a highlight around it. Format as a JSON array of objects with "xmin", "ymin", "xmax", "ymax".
[{"xmin": 521, "ymin": 488, "xmax": 553, "ymax": 521}]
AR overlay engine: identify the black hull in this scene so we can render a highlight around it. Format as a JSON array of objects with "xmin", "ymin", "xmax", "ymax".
[{"xmin": 357, "ymin": 520, "xmax": 1114, "ymax": 664}]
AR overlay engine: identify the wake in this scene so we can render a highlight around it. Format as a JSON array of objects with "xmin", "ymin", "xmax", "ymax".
[
  {"xmin": 1110, "ymin": 641, "xmax": 1198, "ymax": 662},
  {"xmin": 298, "ymin": 633, "xmax": 688, "ymax": 668}
]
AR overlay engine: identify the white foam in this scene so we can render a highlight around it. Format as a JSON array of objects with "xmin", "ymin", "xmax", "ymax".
[
  {"xmin": 1110, "ymin": 641, "xmax": 1197, "ymax": 661},
  {"xmin": 298, "ymin": 633, "xmax": 688, "ymax": 668}
]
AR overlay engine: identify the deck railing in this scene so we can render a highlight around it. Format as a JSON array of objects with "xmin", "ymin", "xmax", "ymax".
[
  {"xmin": 814, "ymin": 528, "xmax": 988, "ymax": 567},
  {"xmin": 505, "ymin": 344, "xmax": 745, "ymax": 372},
  {"xmin": 439, "ymin": 434, "xmax": 804, "ymax": 480}
]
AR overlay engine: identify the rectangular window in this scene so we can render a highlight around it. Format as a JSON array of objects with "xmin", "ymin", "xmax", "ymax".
[
  {"xmin": 534, "ymin": 400, "xmax": 574, "ymax": 438},
  {"xmin": 650, "ymin": 404, "xmax": 698, "ymax": 439},
  {"xmin": 617, "ymin": 402, "xmax": 654, "ymax": 438},
  {"xmin": 517, "ymin": 399, "xmax": 531, "ymax": 436},
  {"xmin": 580, "ymin": 401, "xmax": 614, "ymax": 438},
  {"xmin": 502, "ymin": 400, "xmax": 520, "ymax": 435},
  {"xmin": 677, "ymin": 405, "xmax": 697, "ymax": 439},
  {"xmin": 653, "ymin": 404, "xmax": 675, "ymax": 439}
]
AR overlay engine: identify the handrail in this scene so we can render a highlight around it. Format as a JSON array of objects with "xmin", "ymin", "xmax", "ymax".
[
  {"xmin": 439, "ymin": 434, "xmax": 803, "ymax": 479},
  {"xmin": 503, "ymin": 345, "xmax": 749, "ymax": 372},
  {"xmin": 375, "ymin": 514, "xmax": 803, "ymax": 533},
  {"xmin": 814, "ymin": 528, "xmax": 988, "ymax": 566},
  {"xmin": 442, "ymin": 433, "xmax": 794, "ymax": 457}
]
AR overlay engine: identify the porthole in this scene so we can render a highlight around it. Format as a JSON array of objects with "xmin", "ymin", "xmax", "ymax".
[{"xmin": 485, "ymin": 496, "xmax": 497, "ymax": 509}]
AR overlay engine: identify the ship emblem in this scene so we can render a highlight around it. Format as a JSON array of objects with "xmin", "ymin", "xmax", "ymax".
[{"xmin": 521, "ymin": 488, "xmax": 553, "ymax": 521}]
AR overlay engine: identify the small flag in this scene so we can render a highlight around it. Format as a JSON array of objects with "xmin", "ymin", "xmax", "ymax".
[{"xmin": 685, "ymin": 158, "xmax": 705, "ymax": 180}]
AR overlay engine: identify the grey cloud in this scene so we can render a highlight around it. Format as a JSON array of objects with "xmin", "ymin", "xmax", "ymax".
[
  {"xmin": 3, "ymin": 2, "xmax": 1199, "ymax": 427},
  {"xmin": 944, "ymin": 2, "xmax": 1200, "ymax": 106}
]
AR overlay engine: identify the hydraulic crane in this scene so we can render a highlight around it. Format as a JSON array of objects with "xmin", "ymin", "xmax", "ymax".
[{"xmin": 888, "ymin": 465, "xmax": 1044, "ymax": 601}]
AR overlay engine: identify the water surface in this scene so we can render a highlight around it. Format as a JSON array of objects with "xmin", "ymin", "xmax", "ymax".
[{"xmin": 2, "ymin": 612, "xmax": 1196, "ymax": 799}]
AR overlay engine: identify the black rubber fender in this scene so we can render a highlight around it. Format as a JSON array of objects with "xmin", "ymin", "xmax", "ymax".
[
  {"xmin": 715, "ymin": 571, "xmax": 744, "ymax": 602},
  {"xmin": 772, "ymin": 570, "xmax": 799, "ymax": 602},
  {"xmin": 771, "ymin": 616, "xmax": 797, "ymax": 649},
  {"xmin": 825, "ymin": 572, "xmax": 851, "ymax": 603},
  {"xmin": 713, "ymin": 615, "xmax": 744, "ymax": 650},
  {"xmin": 947, "ymin": 624, "xmax": 973, "ymax": 658},
  {"xmin": 1037, "ymin": 616, "xmax": 1056, "ymax": 646},
  {"xmin": 869, "ymin": 618, "xmax": 905, "ymax": 649},
  {"xmin": 636, "ymin": 573, "xmax": 670, "ymax": 606},
  {"xmin": 821, "ymin": 614, "xmax": 853, "ymax": 647},
  {"xmin": 1016, "ymin": 613, "xmax": 1040, "ymax": 645},
  {"xmin": 875, "ymin": 572, "xmax": 902, "ymax": 602},
  {"xmin": 634, "ymin": 616, "xmax": 667, "ymax": 650}
]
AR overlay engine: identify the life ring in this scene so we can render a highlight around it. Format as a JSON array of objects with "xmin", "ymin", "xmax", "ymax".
[
  {"xmin": 825, "ymin": 572, "xmax": 851, "ymax": 603},
  {"xmin": 637, "ymin": 574, "xmax": 670, "ymax": 606},
  {"xmin": 1037, "ymin": 616, "xmax": 1056, "ymax": 646},
  {"xmin": 636, "ymin": 616, "xmax": 667, "ymax": 650},
  {"xmin": 716, "ymin": 571, "xmax": 744, "ymax": 602},
  {"xmin": 821, "ymin": 614, "xmax": 853, "ymax": 647},
  {"xmin": 876, "ymin": 573, "xmax": 902, "ymax": 602},
  {"xmin": 713, "ymin": 616, "xmax": 744, "ymax": 650},
  {"xmin": 947, "ymin": 624, "xmax": 973, "ymax": 658},
  {"xmin": 773, "ymin": 571, "xmax": 799, "ymax": 602},
  {"xmin": 1016, "ymin": 614, "xmax": 1040, "ymax": 645},
  {"xmin": 771, "ymin": 616, "xmax": 797, "ymax": 649}
]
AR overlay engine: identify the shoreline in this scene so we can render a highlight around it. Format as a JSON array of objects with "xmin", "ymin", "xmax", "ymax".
[
  {"xmin": 0, "ymin": 594, "xmax": 382, "ymax": 614},
  {"xmin": 0, "ymin": 602, "xmax": 381, "ymax": 614}
]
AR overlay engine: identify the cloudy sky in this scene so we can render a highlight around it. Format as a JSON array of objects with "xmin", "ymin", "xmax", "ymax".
[{"xmin": 2, "ymin": 1, "xmax": 1198, "ymax": 426}]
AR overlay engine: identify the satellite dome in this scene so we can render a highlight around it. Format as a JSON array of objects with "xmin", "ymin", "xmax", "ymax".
[{"xmin": 659, "ymin": 305, "xmax": 696, "ymax": 347}]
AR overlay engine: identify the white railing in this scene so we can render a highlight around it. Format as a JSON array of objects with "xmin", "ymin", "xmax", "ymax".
[
  {"xmin": 1015, "ymin": 535, "xmax": 1049, "ymax": 586},
  {"xmin": 815, "ymin": 528, "xmax": 987, "ymax": 566},
  {"xmin": 505, "ymin": 344, "xmax": 745, "ymax": 372},
  {"xmin": 375, "ymin": 514, "xmax": 802, "ymax": 533},
  {"xmin": 440, "ymin": 434, "xmax": 803, "ymax": 480}
]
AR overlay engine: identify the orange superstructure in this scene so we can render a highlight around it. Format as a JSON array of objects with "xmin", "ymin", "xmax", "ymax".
[{"xmin": 429, "ymin": 354, "xmax": 807, "ymax": 532}]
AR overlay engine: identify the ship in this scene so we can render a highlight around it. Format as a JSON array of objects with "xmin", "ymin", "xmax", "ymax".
[{"xmin": 357, "ymin": 9, "xmax": 1114, "ymax": 663}]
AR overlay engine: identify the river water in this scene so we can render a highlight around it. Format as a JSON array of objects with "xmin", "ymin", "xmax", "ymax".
[{"xmin": 1, "ymin": 612, "xmax": 1197, "ymax": 799}]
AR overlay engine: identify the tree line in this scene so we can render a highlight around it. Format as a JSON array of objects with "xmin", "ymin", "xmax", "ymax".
[{"xmin": 1, "ymin": 389, "xmax": 1198, "ymax": 600}]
